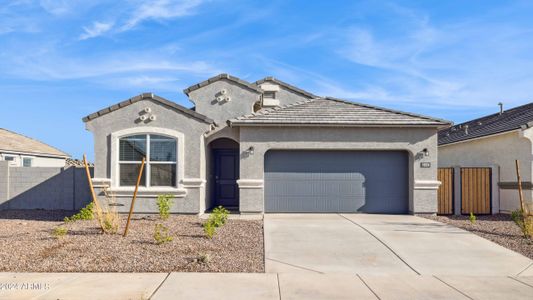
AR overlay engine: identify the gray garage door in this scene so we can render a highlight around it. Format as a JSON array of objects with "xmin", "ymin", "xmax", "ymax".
[{"xmin": 264, "ymin": 150, "xmax": 408, "ymax": 213}]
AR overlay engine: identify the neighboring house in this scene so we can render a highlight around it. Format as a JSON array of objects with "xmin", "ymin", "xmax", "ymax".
[
  {"xmin": 439, "ymin": 103, "xmax": 533, "ymax": 214},
  {"xmin": 83, "ymin": 74, "xmax": 450, "ymax": 214},
  {"xmin": 0, "ymin": 128, "xmax": 70, "ymax": 167}
]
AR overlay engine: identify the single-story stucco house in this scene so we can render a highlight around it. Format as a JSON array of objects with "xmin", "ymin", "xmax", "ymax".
[
  {"xmin": 439, "ymin": 103, "xmax": 533, "ymax": 214},
  {"xmin": 0, "ymin": 128, "xmax": 70, "ymax": 167},
  {"xmin": 83, "ymin": 74, "xmax": 450, "ymax": 214}
]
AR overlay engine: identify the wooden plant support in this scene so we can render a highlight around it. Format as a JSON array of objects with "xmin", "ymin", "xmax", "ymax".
[
  {"xmin": 123, "ymin": 157, "xmax": 146, "ymax": 237},
  {"xmin": 515, "ymin": 160, "xmax": 527, "ymax": 215},
  {"xmin": 83, "ymin": 154, "xmax": 102, "ymax": 212}
]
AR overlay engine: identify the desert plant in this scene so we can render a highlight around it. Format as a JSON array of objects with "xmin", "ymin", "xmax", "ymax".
[
  {"xmin": 92, "ymin": 187, "xmax": 121, "ymax": 234},
  {"xmin": 469, "ymin": 212, "xmax": 476, "ymax": 224},
  {"xmin": 64, "ymin": 202, "xmax": 95, "ymax": 223},
  {"xmin": 156, "ymin": 194, "xmax": 174, "ymax": 220},
  {"xmin": 210, "ymin": 205, "xmax": 229, "ymax": 227},
  {"xmin": 154, "ymin": 224, "xmax": 173, "ymax": 245},
  {"xmin": 197, "ymin": 253, "xmax": 211, "ymax": 264},
  {"xmin": 203, "ymin": 221, "xmax": 216, "ymax": 239},
  {"xmin": 511, "ymin": 209, "xmax": 533, "ymax": 238},
  {"xmin": 52, "ymin": 226, "xmax": 68, "ymax": 238}
]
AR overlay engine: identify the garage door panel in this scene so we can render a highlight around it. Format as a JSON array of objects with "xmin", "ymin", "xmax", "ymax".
[{"xmin": 264, "ymin": 151, "xmax": 408, "ymax": 213}]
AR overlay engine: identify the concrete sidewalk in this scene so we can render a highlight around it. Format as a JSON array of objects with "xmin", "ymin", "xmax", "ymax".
[{"xmin": 1, "ymin": 272, "xmax": 533, "ymax": 300}]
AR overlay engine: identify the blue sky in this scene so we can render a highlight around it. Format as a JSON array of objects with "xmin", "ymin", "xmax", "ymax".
[{"xmin": 1, "ymin": 0, "xmax": 533, "ymax": 161}]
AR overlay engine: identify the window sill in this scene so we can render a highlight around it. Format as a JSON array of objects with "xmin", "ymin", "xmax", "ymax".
[{"xmin": 107, "ymin": 187, "xmax": 187, "ymax": 198}]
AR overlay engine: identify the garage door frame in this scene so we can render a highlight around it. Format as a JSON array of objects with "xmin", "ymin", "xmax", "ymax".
[{"xmin": 263, "ymin": 149, "xmax": 410, "ymax": 214}]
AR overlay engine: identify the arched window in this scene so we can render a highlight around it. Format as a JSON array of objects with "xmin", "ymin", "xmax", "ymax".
[{"xmin": 119, "ymin": 134, "xmax": 177, "ymax": 187}]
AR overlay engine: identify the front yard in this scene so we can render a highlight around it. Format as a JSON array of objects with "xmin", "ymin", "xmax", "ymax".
[
  {"xmin": 0, "ymin": 210, "xmax": 264, "ymax": 273},
  {"xmin": 424, "ymin": 214, "xmax": 533, "ymax": 259}
]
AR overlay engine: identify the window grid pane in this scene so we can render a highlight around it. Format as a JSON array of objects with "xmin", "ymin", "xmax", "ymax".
[
  {"xmin": 119, "ymin": 135, "xmax": 147, "ymax": 161},
  {"xmin": 150, "ymin": 135, "xmax": 176, "ymax": 162},
  {"xmin": 150, "ymin": 164, "xmax": 177, "ymax": 187},
  {"xmin": 120, "ymin": 163, "xmax": 146, "ymax": 186}
]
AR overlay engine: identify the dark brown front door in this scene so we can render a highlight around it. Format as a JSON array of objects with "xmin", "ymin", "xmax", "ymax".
[{"xmin": 214, "ymin": 149, "xmax": 239, "ymax": 208}]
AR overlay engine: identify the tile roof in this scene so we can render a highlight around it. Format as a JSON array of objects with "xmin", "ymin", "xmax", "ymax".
[
  {"xmin": 183, "ymin": 73, "xmax": 263, "ymax": 95},
  {"xmin": 229, "ymin": 97, "xmax": 451, "ymax": 127},
  {"xmin": 82, "ymin": 93, "xmax": 214, "ymax": 124},
  {"xmin": 0, "ymin": 128, "xmax": 70, "ymax": 158},
  {"xmin": 439, "ymin": 102, "xmax": 533, "ymax": 146},
  {"xmin": 254, "ymin": 77, "xmax": 317, "ymax": 99}
]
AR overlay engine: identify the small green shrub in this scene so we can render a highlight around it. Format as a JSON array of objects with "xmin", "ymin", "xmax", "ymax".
[
  {"xmin": 511, "ymin": 209, "xmax": 533, "ymax": 238},
  {"xmin": 154, "ymin": 224, "xmax": 173, "ymax": 245},
  {"xmin": 197, "ymin": 253, "xmax": 211, "ymax": 264},
  {"xmin": 209, "ymin": 205, "xmax": 229, "ymax": 228},
  {"xmin": 64, "ymin": 202, "xmax": 94, "ymax": 223},
  {"xmin": 52, "ymin": 226, "xmax": 68, "ymax": 238},
  {"xmin": 203, "ymin": 221, "xmax": 216, "ymax": 239},
  {"xmin": 469, "ymin": 212, "xmax": 476, "ymax": 224},
  {"xmin": 156, "ymin": 194, "xmax": 174, "ymax": 220}
]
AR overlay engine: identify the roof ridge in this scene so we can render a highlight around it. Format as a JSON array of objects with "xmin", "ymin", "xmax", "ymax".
[
  {"xmin": 228, "ymin": 99, "xmax": 317, "ymax": 123},
  {"xmin": 254, "ymin": 77, "xmax": 318, "ymax": 99},
  {"xmin": 82, "ymin": 93, "xmax": 214, "ymax": 124},
  {"xmin": 183, "ymin": 73, "xmax": 263, "ymax": 95},
  {"xmin": 447, "ymin": 102, "xmax": 533, "ymax": 129},
  {"xmin": 324, "ymin": 97, "xmax": 452, "ymax": 124},
  {"xmin": 0, "ymin": 128, "xmax": 70, "ymax": 157}
]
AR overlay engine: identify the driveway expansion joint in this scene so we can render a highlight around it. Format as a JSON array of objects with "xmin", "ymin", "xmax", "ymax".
[
  {"xmin": 356, "ymin": 274, "xmax": 381, "ymax": 300},
  {"xmin": 509, "ymin": 276, "xmax": 533, "ymax": 289},
  {"xmin": 338, "ymin": 214, "xmax": 421, "ymax": 275},
  {"xmin": 433, "ymin": 275, "xmax": 474, "ymax": 300},
  {"xmin": 266, "ymin": 258, "xmax": 323, "ymax": 274},
  {"xmin": 516, "ymin": 262, "xmax": 533, "ymax": 276},
  {"xmin": 149, "ymin": 272, "xmax": 171, "ymax": 300}
]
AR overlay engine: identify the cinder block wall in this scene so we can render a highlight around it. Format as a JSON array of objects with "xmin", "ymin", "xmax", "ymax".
[{"xmin": 0, "ymin": 163, "xmax": 93, "ymax": 211}]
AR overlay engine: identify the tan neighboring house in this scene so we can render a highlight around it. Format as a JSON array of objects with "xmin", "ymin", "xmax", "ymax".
[
  {"xmin": 0, "ymin": 128, "xmax": 70, "ymax": 167},
  {"xmin": 438, "ymin": 103, "xmax": 533, "ymax": 214}
]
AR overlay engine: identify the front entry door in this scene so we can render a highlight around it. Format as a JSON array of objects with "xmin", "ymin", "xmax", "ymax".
[{"xmin": 214, "ymin": 149, "xmax": 239, "ymax": 208}]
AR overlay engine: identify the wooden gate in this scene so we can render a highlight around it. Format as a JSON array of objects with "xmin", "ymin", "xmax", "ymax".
[
  {"xmin": 461, "ymin": 168, "xmax": 491, "ymax": 215},
  {"xmin": 437, "ymin": 168, "xmax": 454, "ymax": 215}
]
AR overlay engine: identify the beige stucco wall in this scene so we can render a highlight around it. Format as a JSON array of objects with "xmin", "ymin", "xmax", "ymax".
[
  {"xmin": 439, "ymin": 128, "xmax": 533, "ymax": 212},
  {"xmin": 0, "ymin": 152, "xmax": 66, "ymax": 167}
]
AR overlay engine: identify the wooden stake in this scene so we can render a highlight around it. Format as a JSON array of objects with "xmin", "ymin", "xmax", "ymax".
[
  {"xmin": 83, "ymin": 154, "xmax": 102, "ymax": 212},
  {"xmin": 515, "ymin": 160, "xmax": 527, "ymax": 215},
  {"xmin": 123, "ymin": 157, "xmax": 146, "ymax": 237}
]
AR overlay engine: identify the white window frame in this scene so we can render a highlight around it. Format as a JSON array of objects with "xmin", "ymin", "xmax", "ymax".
[
  {"xmin": 21, "ymin": 156, "xmax": 33, "ymax": 167},
  {"xmin": 110, "ymin": 127, "xmax": 185, "ymax": 191},
  {"xmin": 118, "ymin": 134, "xmax": 178, "ymax": 187}
]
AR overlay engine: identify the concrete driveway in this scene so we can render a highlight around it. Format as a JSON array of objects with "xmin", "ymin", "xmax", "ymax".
[{"xmin": 265, "ymin": 214, "xmax": 533, "ymax": 276}]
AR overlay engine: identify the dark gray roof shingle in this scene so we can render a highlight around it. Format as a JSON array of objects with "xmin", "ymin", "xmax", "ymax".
[
  {"xmin": 183, "ymin": 73, "xmax": 263, "ymax": 95},
  {"xmin": 229, "ymin": 97, "xmax": 451, "ymax": 127},
  {"xmin": 439, "ymin": 102, "xmax": 533, "ymax": 146},
  {"xmin": 82, "ymin": 93, "xmax": 214, "ymax": 124},
  {"xmin": 254, "ymin": 77, "xmax": 317, "ymax": 99}
]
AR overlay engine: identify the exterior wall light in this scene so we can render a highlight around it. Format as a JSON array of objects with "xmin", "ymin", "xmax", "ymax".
[
  {"xmin": 246, "ymin": 146, "xmax": 255, "ymax": 155},
  {"xmin": 422, "ymin": 148, "xmax": 429, "ymax": 156}
]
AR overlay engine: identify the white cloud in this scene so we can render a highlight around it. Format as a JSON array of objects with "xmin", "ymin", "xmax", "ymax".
[
  {"xmin": 79, "ymin": 21, "xmax": 114, "ymax": 40},
  {"xmin": 122, "ymin": 0, "xmax": 204, "ymax": 31}
]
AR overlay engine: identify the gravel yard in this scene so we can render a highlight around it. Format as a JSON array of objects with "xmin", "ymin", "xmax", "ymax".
[
  {"xmin": 424, "ymin": 214, "xmax": 533, "ymax": 259},
  {"xmin": 0, "ymin": 210, "xmax": 264, "ymax": 273}
]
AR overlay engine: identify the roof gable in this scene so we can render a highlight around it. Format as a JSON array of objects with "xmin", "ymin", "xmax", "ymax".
[
  {"xmin": 183, "ymin": 73, "xmax": 263, "ymax": 95},
  {"xmin": 230, "ymin": 97, "xmax": 451, "ymax": 127},
  {"xmin": 439, "ymin": 102, "xmax": 533, "ymax": 146},
  {"xmin": 254, "ymin": 77, "xmax": 317, "ymax": 99},
  {"xmin": 82, "ymin": 93, "xmax": 214, "ymax": 124},
  {"xmin": 0, "ymin": 128, "xmax": 69, "ymax": 158}
]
